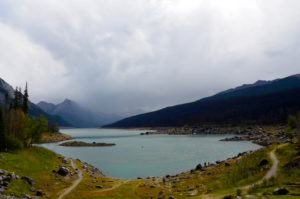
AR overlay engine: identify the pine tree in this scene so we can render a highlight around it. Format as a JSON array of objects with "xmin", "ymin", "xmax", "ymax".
[
  {"xmin": 23, "ymin": 82, "xmax": 29, "ymax": 114},
  {"xmin": 13, "ymin": 87, "xmax": 19, "ymax": 109}
]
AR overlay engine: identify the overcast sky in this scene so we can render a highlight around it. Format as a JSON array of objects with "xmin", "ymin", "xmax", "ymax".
[{"xmin": 0, "ymin": 0, "xmax": 300, "ymax": 116}]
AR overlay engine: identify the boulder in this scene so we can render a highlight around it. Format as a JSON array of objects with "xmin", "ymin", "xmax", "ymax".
[
  {"xmin": 22, "ymin": 176, "xmax": 35, "ymax": 185},
  {"xmin": 30, "ymin": 187, "xmax": 36, "ymax": 192},
  {"xmin": 195, "ymin": 164, "xmax": 202, "ymax": 170},
  {"xmin": 21, "ymin": 193, "xmax": 31, "ymax": 199},
  {"xmin": 36, "ymin": 190, "xmax": 43, "ymax": 196},
  {"xmin": 8, "ymin": 172, "xmax": 16, "ymax": 179},
  {"xmin": 3, "ymin": 181, "xmax": 9, "ymax": 187},
  {"xmin": 57, "ymin": 166, "xmax": 69, "ymax": 176},
  {"xmin": 259, "ymin": 159, "xmax": 269, "ymax": 167},
  {"xmin": 169, "ymin": 196, "xmax": 176, "ymax": 199},
  {"xmin": 273, "ymin": 188, "xmax": 289, "ymax": 195},
  {"xmin": 225, "ymin": 162, "xmax": 231, "ymax": 166},
  {"xmin": 0, "ymin": 169, "xmax": 5, "ymax": 175},
  {"xmin": 2, "ymin": 176, "xmax": 11, "ymax": 182},
  {"xmin": 96, "ymin": 185, "xmax": 103, "ymax": 189},
  {"xmin": 62, "ymin": 158, "xmax": 69, "ymax": 164}
]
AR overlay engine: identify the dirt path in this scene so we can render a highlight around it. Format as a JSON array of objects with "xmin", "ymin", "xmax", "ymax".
[
  {"xmin": 95, "ymin": 179, "xmax": 130, "ymax": 193},
  {"xmin": 241, "ymin": 147, "xmax": 278, "ymax": 190},
  {"xmin": 58, "ymin": 159, "xmax": 83, "ymax": 199},
  {"xmin": 203, "ymin": 146, "xmax": 281, "ymax": 199}
]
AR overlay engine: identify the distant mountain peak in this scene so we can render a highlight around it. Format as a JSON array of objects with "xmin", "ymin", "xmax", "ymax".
[{"xmin": 62, "ymin": 98, "xmax": 73, "ymax": 103}]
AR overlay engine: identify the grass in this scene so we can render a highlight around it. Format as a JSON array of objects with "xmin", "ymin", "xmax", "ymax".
[
  {"xmin": 1, "ymin": 137, "xmax": 299, "ymax": 199},
  {"xmin": 0, "ymin": 146, "xmax": 76, "ymax": 198}
]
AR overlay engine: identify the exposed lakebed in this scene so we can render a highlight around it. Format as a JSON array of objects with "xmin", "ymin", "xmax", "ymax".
[{"xmin": 39, "ymin": 128, "xmax": 261, "ymax": 179}]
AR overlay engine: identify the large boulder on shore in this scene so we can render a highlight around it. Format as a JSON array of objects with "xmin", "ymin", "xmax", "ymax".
[
  {"xmin": 273, "ymin": 187, "xmax": 289, "ymax": 195},
  {"xmin": 57, "ymin": 166, "xmax": 69, "ymax": 176}
]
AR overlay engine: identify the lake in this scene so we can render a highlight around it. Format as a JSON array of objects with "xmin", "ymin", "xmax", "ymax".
[{"xmin": 39, "ymin": 128, "xmax": 261, "ymax": 179}]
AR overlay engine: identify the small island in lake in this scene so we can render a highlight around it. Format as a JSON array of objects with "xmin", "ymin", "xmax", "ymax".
[{"xmin": 60, "ymin": 141, "xmax": 116, "ymax": 147}]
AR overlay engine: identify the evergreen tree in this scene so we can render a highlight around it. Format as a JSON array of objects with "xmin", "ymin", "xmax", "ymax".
[
  {"xmin": 13, "ymin": 87, "xmax": 19, "ymax": 109},
  {"xmin": 23, "ymin": 82, "xmax": 29, "ymax": 114},
  {"xmin": 13, "ymin": 87, "xmax": 23, "ymax": 109}
]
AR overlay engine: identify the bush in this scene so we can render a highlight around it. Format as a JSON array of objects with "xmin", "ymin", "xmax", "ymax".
[
  {"xmin": 236, "ymin": 188, "xmax": 242, "ymax": 196},
  {"xmin": 288, "ymin": 115, "xmax": 297, "ymax": 129},
  {"xmin": 4, "ymin": 136, "xmax": 23, "ymax": 150}
]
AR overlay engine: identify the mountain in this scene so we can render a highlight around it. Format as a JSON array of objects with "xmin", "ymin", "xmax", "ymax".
[
  {"xmin": 105, "ymin": 74, "xmax": 300, "ymax": 127},
  {"xmin": 38, "ymin": 99, "xmax": 120, "ymax": 128},
  {"xmin": 0, "ymin": 78, "xmax": 71, "ymax": 126}
]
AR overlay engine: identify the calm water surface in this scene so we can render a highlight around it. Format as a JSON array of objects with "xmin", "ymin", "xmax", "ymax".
[{"xmin": 39, "ymin": 128, "xmax": 261, "ymax": 179}]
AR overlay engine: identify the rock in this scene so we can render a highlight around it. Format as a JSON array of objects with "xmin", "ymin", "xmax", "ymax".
[
  {"xmin": 21, "ymin": 193, "xmax": 31, "ymax": 199},
  {"xmin": 8, "ymin": 172, "xmax": 16, "ymax": 179},
  {"xmin": 30, "ymin": 187, "xmax": 36, "ymax": 192},
  {"xmin": 0, "ymin": 169, "xmax": 5, "ymax": 175},
  {"xmin": 0, "ymin": 186, "xmax": 6, "ymax": 193},
  {"xmin": 62, "ymin": 158, "xmax": 69, "ymax": 164},
  {"xmin": 2, "ymin": 176, "xmax": 11, "ymax": 182},
  {"xmin": 36, "ymin": 190, "xmax": 43, "ymax": 196},
  {"xmin": 31, "ymin": 197, "xmax": 40, "ymax": 199},
  {"xmin": 225, "ymin": 162, "xmax": 231, "ymax": 166},
  {"xmin": 92, "ymin": 179, "xmax": 97, "ymax": 183},
  {"xmin": 195, "ymin": 164, "xmax": 202, "ymax": 170},
  {"xmin": 259, "ymin": 159, "xmax": 269, "ymax": 166},
  {"xmin": 273, "ymin": 187, "xmax": 289, "ymax": 195},
  {"xmin": 169, "ymin": 196, "xmax": 176, "ymax": 199},
  {"xmin": 96, "ymin": 185, "xmax": 103, "ymax": 189},
  {"xmin": 22, "ymin": 176, "xmax": 35, "ymax": 185},
  {"xmin": 52, "ymin": 170, "xmax": 56, "ymax": 173},
  {"xmin": 3, "ymin": 181, "xmax": 9, "ymax": 187},
  {"xmin": 57, "ymin": 166, "xmax": 69, "ymax": 176}
]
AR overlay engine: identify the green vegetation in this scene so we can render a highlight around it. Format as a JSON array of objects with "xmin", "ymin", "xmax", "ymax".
[
  {"xmin": 60, "ymin": 141, "xmax": 116, "ymax": 147},
  {"xmin": 288, "ymin": 115, "xmax": 297, "ymax": 130},
  {"xmin": 0, "ymin": 83, "xmax": 61, "ymax": 151},
  {"xmin": 0, "ymin": 146, "xmax": 76, "ymax": 198}
]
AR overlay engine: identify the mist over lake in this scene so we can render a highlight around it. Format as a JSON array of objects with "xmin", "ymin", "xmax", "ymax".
[{"xmin": 39, "ymin": 129, "xmax": 261, "ymax": 179}]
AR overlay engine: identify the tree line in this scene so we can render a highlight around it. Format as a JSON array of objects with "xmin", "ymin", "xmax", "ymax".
[{"xmin": 0, "ymin": 83, "xmax": 58, "ymax": 151}]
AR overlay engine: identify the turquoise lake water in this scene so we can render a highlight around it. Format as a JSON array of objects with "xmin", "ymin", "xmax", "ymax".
[{"xmin": 39, "ymin": 128, "xmax": 261, "ymax": 179}]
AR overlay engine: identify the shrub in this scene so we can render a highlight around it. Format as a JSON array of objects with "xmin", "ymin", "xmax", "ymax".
[
  {"xmin": 236, "ymin": 188, "xmax": 242, "ymax": 196},
  {"xmin": 5, "ymin": 136, "xmax": 24, "ymax": 150},
  {"xmin": 288, "ymin": 115, "xmax": 297, "ymax": 129}
]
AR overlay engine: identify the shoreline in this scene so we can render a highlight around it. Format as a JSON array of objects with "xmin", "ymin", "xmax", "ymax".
[
  {"xmin": 42, "ymin": 128, "xmax": 268, "ymax": 179},
  {"xmin": 38, "ymin": 132, "xmax": 73, "ymax": 143},
  {"xmin": 140, "ymin": 126, "xmax": 290, "ymax": 146}
]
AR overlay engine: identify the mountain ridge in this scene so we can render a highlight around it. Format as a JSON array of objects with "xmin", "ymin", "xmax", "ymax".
[{"xmin": 105, "ymin": 74, "xmax": 300, "ymax": 127}]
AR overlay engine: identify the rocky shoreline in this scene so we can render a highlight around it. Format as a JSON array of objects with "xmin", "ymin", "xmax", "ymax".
[
  {"xmin": 38, "ymin": 132, "xmax": 73, "ymax": 143},
  {"xmin": 141, "ymin": 126, "xmax": 290, "ymax": 146}
]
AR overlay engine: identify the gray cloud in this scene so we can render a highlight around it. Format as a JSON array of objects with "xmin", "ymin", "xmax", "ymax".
[{"xmin": 0, "ymin": 0, "xmax": 300, "ymax": 116}]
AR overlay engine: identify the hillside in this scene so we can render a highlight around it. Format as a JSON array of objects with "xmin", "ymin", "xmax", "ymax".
[
  {"xmin": 105, "ymin": 74, "xmax": 300, "ymax": 127},
  {"xmin": 0, "ymin": 78, "xmax": 71, "ymax": 126},
  {"xmin": 38, "ymin": 99, "xmax": 120, "ymax": 128}
]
